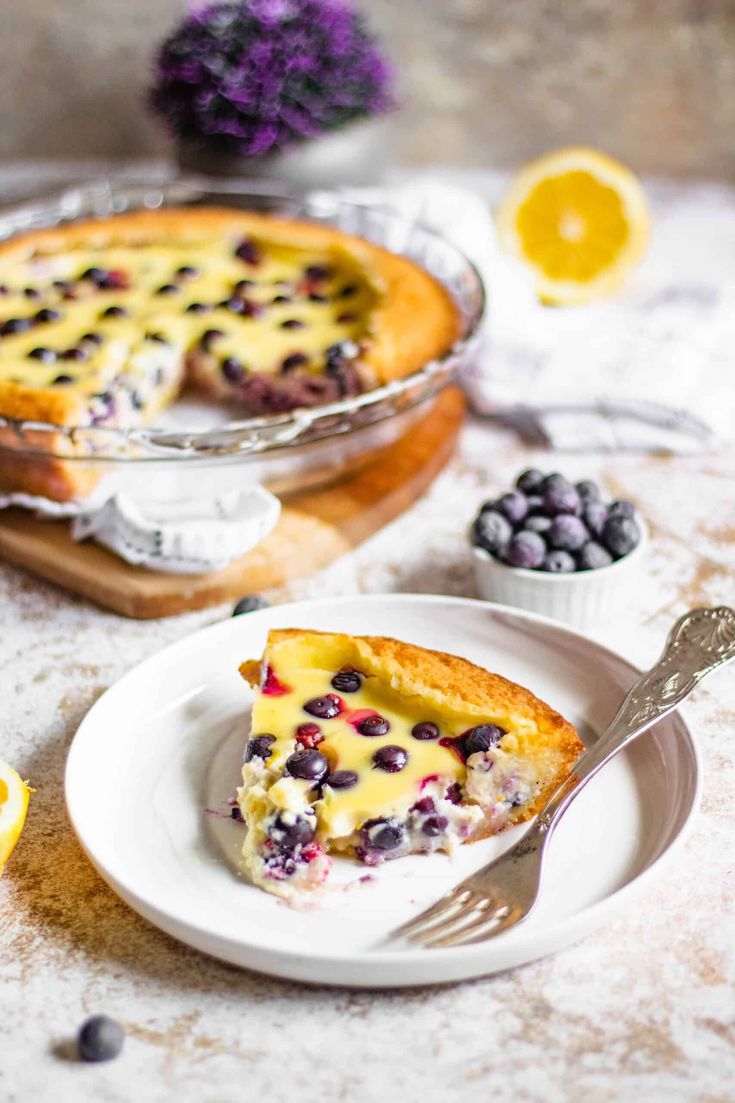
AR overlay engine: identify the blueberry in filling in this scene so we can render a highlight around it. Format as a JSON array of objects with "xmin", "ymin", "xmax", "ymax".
[
  {"xmin": 235, "ymin": 238, "xmax": 261, "ymax": 266},
  {"xmin": 1, "ymin": 318, "xmax": 32, "ymax": 336},
  {"xmin": 35, "ymin": 308, "xmax": 61, "ymax": 324},
  {"xmin": 280, "ymin": 319, "xmax": 305, "ymax": 330},
  {"xmin": 372, "ymin": 745, "xmax": 408, "ymax": 773},
  {"xmin": 28, "ymin": 347, "xmax": 56, "ymax": 362},
  {"xmin": 53, "ymin": 374, "xmax": 74, "ymax": 385},
  {"xmin": 200, "ymin": 328, "xmax": 225, "ymax": 351},
  {"xmin": 281, "ymin": 352, "xmax": 308, "ymax": 372},
  {"xmin": 361, "ymin": 817, "xmax": 404, "ymax": 852},
  {"xmin": 270, "ymin": 813, "xmax": 315, "ymax": 848},
  {"xmin": 284, "ymin": 748, "xmax": 330, "ymax": 784},
  {"xmin": 221, "ymin": 357, "xmax": 245, "ymax": 384},
  {"xmin": 324, "ymin": 770, "xmax": 359, "ymax": 790},
  {"xmin": 463, "ymin": 724, "xmax": 504, "ymax": 757},
  {"xmin": 330, "ymin": 669, "xmax": 362, "ymax": 693},
  {"xmin": 244, "ymin": 734, "xmax": 276, "ymax": 762},
  {"xmin": 357, "ymin": 714, "xmax": 389, "ymax": 737},
  {"xmin": 100, "ymin": 305, "xmax": 128, "ymax": 319},
  {"xmin": 303, "ymin": 695, "xmax": 341, "ymax": 720},
  {"xmin": 411, "ymin": 721, "xmax": 439, "ymax": 741},
  {"xmin": 421, "ymin": 814, "xmax": 449, "ymax": 837}
]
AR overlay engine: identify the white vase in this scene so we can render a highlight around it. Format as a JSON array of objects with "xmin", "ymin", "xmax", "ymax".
[{"xmin": 177, "ymin": 119, "xmax": 392, "ymax": 187}]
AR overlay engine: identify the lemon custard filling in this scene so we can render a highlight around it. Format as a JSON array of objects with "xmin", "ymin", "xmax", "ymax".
[
  {"xmin": 0, "ymin": 230, "xmax": 377, "ymax": 425},
  {"xmin": 235, "ymin": 630, "xmax": 584, "ymax": 901}
]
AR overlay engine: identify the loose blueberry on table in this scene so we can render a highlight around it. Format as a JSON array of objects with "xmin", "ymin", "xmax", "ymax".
[
  {"xmin": 76, "ymin": 1015, "xmax": 124, "ymax": 1062},
  {"xmin": 472, "ymin": 469, "xmax": 641, "ymax": 572}
]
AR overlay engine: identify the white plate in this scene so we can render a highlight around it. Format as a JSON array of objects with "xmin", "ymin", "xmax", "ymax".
[{"xmin": 65, "ymin": 595, "xmax": 700, "ymax": 988}]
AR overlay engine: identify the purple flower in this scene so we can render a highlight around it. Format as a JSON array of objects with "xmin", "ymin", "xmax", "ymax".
[{"xmin": 150, "ymin": 0, "xmax": 395, "ymax": 156}]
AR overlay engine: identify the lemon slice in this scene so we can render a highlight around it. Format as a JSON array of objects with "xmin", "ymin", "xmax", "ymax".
[
  {"xmin": 496, "ymin": 147, "xmax": 650, "ymax": 305},
  {"xmin": 0, "ymin": 759, "xmax": 31, "ymax": 872}
]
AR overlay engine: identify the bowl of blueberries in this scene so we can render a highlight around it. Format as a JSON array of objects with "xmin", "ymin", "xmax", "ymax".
[{"xmin": 471, "ymin": 468, "xmax": 646, "ymax": 628}]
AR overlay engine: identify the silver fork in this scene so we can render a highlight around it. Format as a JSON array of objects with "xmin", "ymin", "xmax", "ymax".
[{"xmin": 388, "ymin": 605, "xmax": 735, "ymax": 950}]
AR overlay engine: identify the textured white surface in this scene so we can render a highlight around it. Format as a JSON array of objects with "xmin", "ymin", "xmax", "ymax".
[{"xmin": 1, "ymin": 171, "xmax": 735, "ymax": 1101}]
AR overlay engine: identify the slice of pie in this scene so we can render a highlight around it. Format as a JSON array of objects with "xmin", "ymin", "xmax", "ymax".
[
  {"xmin": 236, "ymin": 628, "xmax": 584, "ymax": 903},
  {"xmin": 0, "ymin": 207, "xmax": 459, "ymax": 501}
]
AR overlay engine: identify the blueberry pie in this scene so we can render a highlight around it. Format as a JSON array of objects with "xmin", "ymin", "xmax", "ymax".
[
  {"xmin": 236, "ymin": 628, "xmax": 583, "ymax": 903},
  {"xmin": 0, "ymin": 208, "xmax": 459, "ymax": 500}
]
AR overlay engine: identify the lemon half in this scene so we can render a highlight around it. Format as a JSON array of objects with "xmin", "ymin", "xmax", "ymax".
[
  {"xmin": 496, "ymin": 147, "xmax": 650, "ymax": 305},
  {"xmin": 0, "ymin": 759, "xmax": 31, "ymax": 872}
]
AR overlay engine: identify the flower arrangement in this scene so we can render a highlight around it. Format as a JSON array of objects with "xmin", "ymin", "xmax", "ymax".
[{"xmin": 150, "ymin": 0, "xmax": 394, "ymax": 159}]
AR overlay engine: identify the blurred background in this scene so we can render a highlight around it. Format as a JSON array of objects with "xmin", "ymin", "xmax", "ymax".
[{"xmin": 4, "ymin": 0, "xmax": 735, "ymax": 176}]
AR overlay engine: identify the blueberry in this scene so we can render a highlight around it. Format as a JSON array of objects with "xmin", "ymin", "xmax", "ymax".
[
  {"xmin": 185, "ymin": 302, "xmax": 208, "ymax": 313},
  {"xmin": 505, "ymin": 530, "xmax": 546, "ymax": 569},
  {"xmin": 61, "ymin": 347, "xmax": 88, "ymax": 361},
  {"xmin": 81, "ymin": 332, "xmax": 103, "ymax": 345},
  {"xmin": 548, "ymin": 514, "xmax": 589, "ymax": 552},
  {"xmin": 309, "ymin": 293, "xmax": 328, "ymax": 303},
  {"xmin": 497, "ymin": 490, "xmax": 529, "ymax": 526},
  {"xmin": 28, "ymin": 347, "xmax": 56, "ymax": 362},
  {"xmin": 101, "ymin": 305, "xmax": 127, "ymax": 318},
  {"xmin": 23, "ymin": 286, "xmax": 41, "ymax": 299},
  {"xmin": 576, "ymin": 541, "xmax": 614, "ymax": 570},
  {"xmin": 272, "ymin": 294, "xmax": 292, "ymax": 304},
  {"xmin": 542, "ymin": 550, "xmax": 576, "ymax": 573},
  {"xmin": 421, "ymin": 814, "xmax": 449, "ymax": 837},
  {"xmin": 540, "ymin": 472, "xmax": 571, "ymax": 493},
  {"xmin": 77, "ymin": 1015, "xmax": 124, "ymax": 1062},
  {"xmin": 526, "ymin": 495, "xmax": 544, "ymax": 515},
  {"xmin": 35, "ymin": 308, "xmax": 61, "ymax": 323},
  {"xmin": 232, "ymin": 595, "xmax": 268, "ymax": 616},
  {"xmin": 361, "ymin": 818, "xmax": 403, "ymax": 851},
  {"xmin": 244, "ymin": 734, "xmax": 276, "ymax": 762},
  {"xmin": 235, "ymin": 238, "xmax": 261, "ymax": 265},
  {"xmin": 543, "ymin": 485, "xmax": 581, "ymax": 517},
  {"xmin": 473, "ymin": 510, "xmax": 512, "ymax": 557},
  {"xmin": 281, "ymin": 352, "xmax": 308, "ymax": 372},
  {"xmin": 0, "ymin": 317, "xmax": 32, "ymax": 336},
  {"xmin": 271, "ymin": 813, "xmax": 314, "ymax": 847},
  {"xmin": 608, "ymin": 499, "xmax": 635, "ymax": 519},
  {"xmin": 325, "ymin": 770, "xmax": 359, "ymax": 790},
  {"xmin": 53, "ymin": 374, "xmax": 74, "ymax": 385},
  {"xmin": 372, "ymin": 745, "xmax": 408, "ymax": 772},
  {"xmin": 285, "ymin": 748, "xmax": 330, "ymax": 783},
  {"xmin": 304, "ymin": 696, "xmax": 341, "ymax": 720},
  {"xmin": 411, "ymin": 721, "xmax": 439, "ymax": 741},
  {"xmin": 339, "ymin": 284, "xmax": 358, "ymax": 298},
  {"xmin": 515, "ymin": 468, "xmax": 545, "ymax": 494},
  {"xmin": 523, "ymin": 515, "xmax": 552, "ymax": 536},
  {"xmin": 576, "ymin": 479, "xmax": 600, "ymax": 501},
  {"xmin": 582, "ymin": 501, "xmax": 608, "ymax": 537},
  {"xmin": 464, "ymin": 724, "xmax": 504, "ymax": 756},
  {"xmin": 602, "ymin": 515, "xmax": 641, "ymax": 558},
  {"xmin": 200, "ymin": 328, "xmax": 225, "ymax": 351},
  {"xmin": 176, "ymin": 265, "xmax": 199, "ymax": 278},
  {"xmin": 305, "ymin": 264, "xmax": 332, "ymax": 281},
  {"xmin": 331, "ymin": 669, "xmax": 362, "ymax": 693},
  {"xmin": 280, "ymin": 319, "xmax": 305, "ymax": 330},
  {"xmin": 412, "ymin": 797, "xmax": 434, "ymax": 814},
  {"xmin": 234, "ymin": 279, "xmax": 255, "ymax": 293},
  {"xmin": 145, "ymin": 332, "xmax": 168, "ymax": 344},
  {"xmin": 81, "ymin": 267, "xmax": 107, "ymax": 283},
  {"xmin": 357, "ymin": 714, "xmax": 389, "ymax": 737},
  {"xmin": 222, "ymin": 357, "xmax": 245, "ymax": 383}
]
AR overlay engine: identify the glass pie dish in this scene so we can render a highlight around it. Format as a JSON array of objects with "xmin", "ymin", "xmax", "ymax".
[{"xmin": 0, "ymin": 178, "xmax": 486, "ymax": 508}]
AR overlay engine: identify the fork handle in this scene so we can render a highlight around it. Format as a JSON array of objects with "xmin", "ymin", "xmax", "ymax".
[{"xmin": 534, "ymin": 606, "xmax": 735, "ymax": 838}]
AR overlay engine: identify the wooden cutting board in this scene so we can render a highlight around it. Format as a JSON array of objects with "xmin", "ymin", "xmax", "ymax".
[{"xmin": 0, "ymin": 388, "xmax": 464, "ymax": 618}]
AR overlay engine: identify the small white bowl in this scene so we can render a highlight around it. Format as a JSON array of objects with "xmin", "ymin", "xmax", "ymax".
[{"xmin": 472, "ymin": 516, "xmax": 648, "ymax": 629}]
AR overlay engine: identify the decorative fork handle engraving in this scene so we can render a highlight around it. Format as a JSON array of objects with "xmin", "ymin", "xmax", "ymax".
[{"xmin": 536, "ymin": 606, "xmax": 735, "ymax": 835}]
